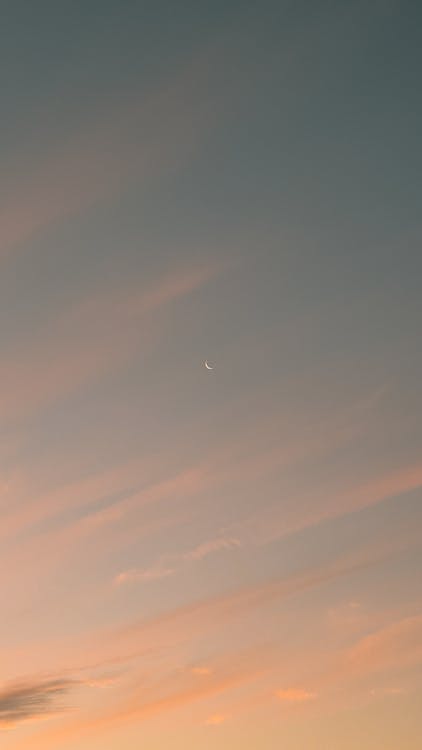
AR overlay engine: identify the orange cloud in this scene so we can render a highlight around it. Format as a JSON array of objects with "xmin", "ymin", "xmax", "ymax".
[
  {"xmin": 301, "ymin": 614, "xmax": 422, "ymax": 700},
  {"xmin": 322, "ymin": 464, "xmax": 422, "ymax": 522},
  {"xmin": 2, "ymin": 549, "xmax": 374, "ymax": 700},
  {"xmin": 19, "ymin": 652, "xmax": 265, "ymax": 749},
  {"xmin": 276, "ymin": 688, "xmax": 317, "ymax": 703},
  {"xmin": 192, "ymin": 667, "xmax": 213, "ymax": 677},
  {"xmin": 346, "ymin": 615, "xmax": 422, "ymax": 675},
  {"xmin": 1, "ymin": 547, "xmax": 400, "ymax": 748},
  {"xmin": 205, "ymin": 713, "xmax": 228, "ymax": 725},
  {"xmin": 45, "ymin": 551, "xmax": 379, "ymax": 685},
  {"xmin": 0, "ymin": 464, "xmax": 208, "ymax": 590}
]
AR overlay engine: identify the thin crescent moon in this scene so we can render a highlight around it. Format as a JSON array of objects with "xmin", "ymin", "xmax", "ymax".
[{"xmin": 204, "ymin": 360, "xmax": 213, "ymax": 370}]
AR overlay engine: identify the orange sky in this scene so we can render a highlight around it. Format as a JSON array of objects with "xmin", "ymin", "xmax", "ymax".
[{"xmin": 0, "ymin": 2, "xmax": 421, "ymax": 749}]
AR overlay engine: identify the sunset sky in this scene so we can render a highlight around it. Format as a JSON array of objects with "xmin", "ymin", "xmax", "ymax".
[{"xmin": 1, "ymin": 2, "xmax": 421, "ymax": 749}]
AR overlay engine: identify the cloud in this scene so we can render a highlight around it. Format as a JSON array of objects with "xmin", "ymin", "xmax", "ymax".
[
  {"xmin": 0, "ymin": 12, "xmax": 275, "ymax": 267},
  {"xmin": 303, "ymin": 614, "xmax": 422, "ymax": 700},
  {"xmin": 205, "ymin": 713, "xmax": 228, "ymax": 725},
  {"xmin": 320, "ymin": 464, "xmax": 422, "ymax": 523},
  {"xmin": 1, "ymin": 551, "xmax": 390, "ymax": 746},
  {"xmin": 24, "ymin": 651, "xmax": 266, "ymax": 748},
  {"xmin": 346, "ymin": 615, "xmax": 422, "ymax": 675},
  {"xmin": 326, "ymin": 600, "xmax": 371, "ymax": 636},
  {"xmin": 0, "ymin": 678, "xmax": 73, "ymax": 729},
  {"xmin": 135, "ymin": 265, "xmax": 221, "ymax": 315},
  {"xmin": 113, "ymin": 566, "xmax": 175, "ymax": 586},
  {"xmin": 0, "ymin": 670, "xmax": 123, "ymax": 733},
  {"xmin": 0, "ymin": 262, "xmax": 220, "ymax": 425},
  {"xmin": 276, "ymin": 688, "xmax": 317, "ymax": 703},
  {"xmin": 99, "ymin": 552, "xmax": 379, "ymax": 678},
  {"xmin": 6, "ymin": 551, "xmax": 372, "ymax": 704},
  {"xmin": 183, "ymin": 537, "xmax": 241, "ymax": 562},
  {"xmin": 0, "ymin": 41, "xmax": 226, "ymax": 264},
  {"xmin": 230, "ymin": 461, "xmax": 422, "ymax": 549},
  {"xmin": 191, "ymin": 667, "xmax": 213, "ymax": 677},
  {"xmin": 113, "ymin": 535, "xmax": 241, "ymax": 588},
  {"xmin": 83, "ymin": 676, "xmax": 120, "ymax": 690},
  {"xmin": 369, "ymin": 686, "xmax": 406, "ymax": 697},
  {"xmin": 0, "ymin": 463, "xmax": 209, "ymax": 599}
]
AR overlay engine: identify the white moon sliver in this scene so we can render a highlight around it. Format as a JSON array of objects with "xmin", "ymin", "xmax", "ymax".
[{"xmin": 204, "ymin": 360, "xmax": 214, "ymax": 370}]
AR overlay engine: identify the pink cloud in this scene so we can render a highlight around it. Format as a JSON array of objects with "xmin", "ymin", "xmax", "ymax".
[
  {"xmin": 0, "ymin": 262, "xmax": 220, "ymax": 424},
  {"xmin": 346, "ymin": 615, "xmax": 422, "ymax": 674},
  {"xmin": 0, "ymin": 41, "xmax": 227, "ymax": 265},
  {"xmin": 113, "ymin": 566, "xmax": 175, "ymax": 586},
  {"xmin": 182, "ymin": 536, "xmax": 241, "ymax": 562}
]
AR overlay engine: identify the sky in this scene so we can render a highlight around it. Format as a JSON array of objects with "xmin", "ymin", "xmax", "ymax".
[{"xmin": 0, "ymin": 1, "xmax": 421, "ymax": 748}]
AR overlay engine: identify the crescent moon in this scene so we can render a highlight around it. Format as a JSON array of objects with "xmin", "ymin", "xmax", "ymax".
[{"xmin": 204, "ymin": 360, "xmax": 214, "ymax": 370}]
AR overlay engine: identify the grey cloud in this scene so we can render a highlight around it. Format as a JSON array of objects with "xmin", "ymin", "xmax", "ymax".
[{"xmin": 0, "ymin": 678, "xmax": 73, "ymax": 728}]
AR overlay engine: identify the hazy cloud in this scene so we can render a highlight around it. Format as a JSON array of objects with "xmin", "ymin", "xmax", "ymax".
[
  {"xmin": 205, "ymin": 713, "xmax": 228, "ymax": 725},
  {"xmin": 0, "ymin": 678, "xmax": 73, "ymax": 729},
  {"xmin": 183, "ymin": 537, "xmax": 241, "ymax": 561},
  {"xmin": 114, "ymin": 565, "xmax": 175, "ymax": 586},
  {"xmin": 276, "ymin": 688, "xmax": 317, "ymax": 703}
]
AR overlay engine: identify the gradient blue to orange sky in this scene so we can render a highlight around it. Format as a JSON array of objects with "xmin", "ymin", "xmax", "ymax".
[{"xmin": 0, "ymin": 2, "xmax": 421, "ymax": 748}]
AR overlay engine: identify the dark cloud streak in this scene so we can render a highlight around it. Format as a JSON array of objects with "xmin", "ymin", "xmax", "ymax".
[{"xmin": 0, "ymin": 678, "xmax": 73, "ymax": 729}]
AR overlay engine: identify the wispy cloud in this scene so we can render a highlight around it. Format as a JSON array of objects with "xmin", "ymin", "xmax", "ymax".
[
  {"xmin": 134, "ymin": 265, "xmax": 221, "ymax": 315},
  {"xmin": 113, "ymin": 535, "xmax": 241, "ymax": 587},
  {"xmin": 192, "ymin": 667, "xmax": 213, "ymax": 677},
  {"xmin": 0, "ymin": 11, "xmax": 275, "ymax": 268},
  {"xmin": 0, "ymin": 42, "xmax": 226, "ymax": 264},
  {"xmin": 21, "ymin": 650, "xmax": 267, "ymax": 749},
  {"xmin": 93, "ymin": 552, "xmax": 381, "ymax": 678},
  {"xmin": 346, "ymin": 615, "xmax": 422, "ymax": 675},
  {"xmin": 276, "ymin": 688, "xmax": 317, "ymax": 703},
  {"xmin": 1, "ymin": 549, "xmax": 399, "ymax": 746},
  {"xmin": 298, "ymin": 613, "xmax": 422, "ymax": 703},
  {"xmin": 205, "ymin": 713, "xmax": 228, "ymax": 725},
  {"xmin": 0, "ymin": 263, "xmax": 221, "ymax": 424},
  {"xmin": 6, "ymin": 550, "xmax": 375, "ymax": 696},
  {"xmin": 183, "ymin": 537, "xmax": 241, "ymax": 561},
  {"xmin": 229, "ymin": 462, "xmax": 422, "ymax": 548},
  {"xmin": 325, "ymin": 600, "xmax": 372, "ymax": 637},
  {"xmin": 369, "ymin": 686, "xmax": 406, "ymax": 697},
  {"xmin": 0, "ymin": 678, "xmax": 73, "ymax": 729},
  {"xmin": 113, "ymin": 565, "xmax": 175, "ymax": 586},
  {"xmin": 0, "ymin": 463, "xmax": 209, "ymax": 609}
]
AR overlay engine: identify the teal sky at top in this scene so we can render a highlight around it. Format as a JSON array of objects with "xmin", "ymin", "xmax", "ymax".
[{"xmin": 0, "ymin": 0, "xmax": 421, "ymax": 452}]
